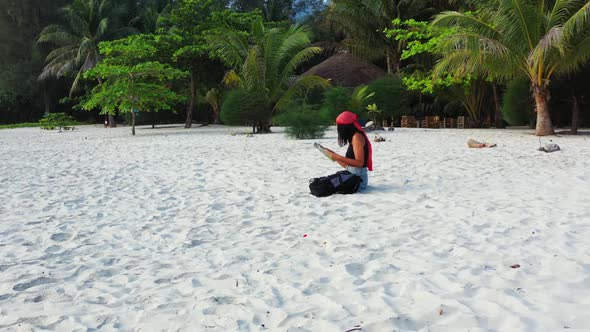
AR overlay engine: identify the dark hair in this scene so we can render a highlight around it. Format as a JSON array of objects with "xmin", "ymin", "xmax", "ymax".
[{"xmin": 337, "ymin": 124, "xmax": 357, "ymax": 147}]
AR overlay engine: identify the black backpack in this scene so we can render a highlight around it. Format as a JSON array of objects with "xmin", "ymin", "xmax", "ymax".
[{"xmin": 309, "ymin": 171, "xmax": 362, "ymax": 197}]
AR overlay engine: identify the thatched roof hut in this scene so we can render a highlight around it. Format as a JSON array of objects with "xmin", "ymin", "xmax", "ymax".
[{"xmin": 302, "ymin": 52, "xmax": 386, "ymax": 87}]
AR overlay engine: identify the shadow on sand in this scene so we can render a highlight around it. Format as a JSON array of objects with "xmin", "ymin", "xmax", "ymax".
[
  {"xmin": 363, "ymin": 184, "xmax": 398, "ymax": 194},
  {"xmin": 556, "ymin": 130, "xmax": 590, "ymax": 136}
]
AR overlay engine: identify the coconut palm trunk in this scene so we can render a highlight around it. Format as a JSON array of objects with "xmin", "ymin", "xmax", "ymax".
[
  {"xmin": 532, "ymin": 86, "xmax": 554, "ymax": 136},
  {"xmin": 432, "ymin": 0, "xmax": 590, "ymax": 137},
  {"xmin": 492, "ymin": 84, "xmax": 504, "ymax": 129}
]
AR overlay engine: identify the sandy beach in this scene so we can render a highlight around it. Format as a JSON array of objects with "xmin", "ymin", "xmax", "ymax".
[{"xmin": 1, "ymin": 125, "xmax": 589, "ymax": 331}]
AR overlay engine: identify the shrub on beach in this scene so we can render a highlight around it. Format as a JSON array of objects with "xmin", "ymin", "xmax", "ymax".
[
  {"xmin": 319, "ymin": 87, "xmax": 350, "ymax": 123},
  {"xmin": 502, "ymin": 79, "xmax": 533, "ymax": 126},
  {"xmin": 39, "ymin": 113, "xmax": 77, "ymax": 131},
  {"xmin": 275, "ymin": 104, "xmax": 328, "ymax": 139},
  {"xmin": 319, "ymin": 85, "xmax": 373, "ymax": 123},
  {"xmin": 220, "ymin": 89, "xmax": 271, "ymax": 130},
  {"xmin": 367, "ymin": 76, "xmax": 410, "ymax": 120}
]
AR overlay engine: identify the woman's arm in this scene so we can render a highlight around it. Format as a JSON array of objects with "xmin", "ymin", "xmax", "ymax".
[{"xmin": 327, "ymin": 133, "xmax": 365, "ymax": 168}]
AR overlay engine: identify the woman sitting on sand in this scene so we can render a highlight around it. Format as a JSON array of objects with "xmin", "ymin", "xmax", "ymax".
[{"xmin": 324, "ymin": 111, "xmax": 373, "ymax": 191}]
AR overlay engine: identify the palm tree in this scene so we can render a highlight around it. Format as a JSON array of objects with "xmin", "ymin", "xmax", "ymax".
[
  {"xmin": 205, "ymin": 88, "xmax": 221, "ymax": 124},
  {"xmin": 209, "ymin": 19, "xmax": 330, "ymax": 132},
  {"xmin": 37, "ymin": 0, "xmax": 128, "ymax": 96},
  {"xmin": 326, "ymin": 0, "xmax": 436, "ymax": 74},
  {"xmin": 433, "ymin": 0, "xmax": 590, "ymax": 136},
  {"xmin": 129, "ymin": 0, "xmax": 172, "ymax": 34}
]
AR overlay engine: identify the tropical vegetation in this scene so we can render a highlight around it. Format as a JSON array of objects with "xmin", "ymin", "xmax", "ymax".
[{"xmin": 1, "ymin": 0, "xmax": 589, "ymax": 136}]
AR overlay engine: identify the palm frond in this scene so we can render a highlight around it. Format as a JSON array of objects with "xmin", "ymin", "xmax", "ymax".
[
  {"xmin": 222, "ymin": 70, "xmax": 242, "ymax": 88},
  {"xmin": 56, "ymin": 59, "xmax": 79, "ymax": 78},
  {"xmin": 69, "ymin": 68, "xmax": 85, "ymax": 97},
  {"xmin": 242, "ymin": 47, "xmax": 265, "ymax": 92},
  {"xmin": 38, "ymin": 25, "xmax": 79, "ymax": 45},
  {"xmin": 45, "ymin": 46, "xmax": 79, "ymax": 63},
  {"xmin": 433, "ymin": 11, "xmax": 500, "ymax": 39},
  {"xmin": 547, "ymin": 0, "xmax": 586, "ymax": 27},
  {"xmin": 554, "ymin": 35, "xmax": 590, "ymax": 75},
  {"xmin": 275, "ymin": 75, "xmax": 331, "ymax": 111},
  {"xmin": 529, "ymin": 25, "xmax": 566, "ymax": 64},
  {"xmin": 278, "ymin": 46, "xmax": 322, "ymax": 86},
  {"xmin": 208, "ymin": 28, "xmax": 250, "ymax": 70},
  {"xmin": 562, "ymin": 1, "xmax": 590, "ymax": 36}
]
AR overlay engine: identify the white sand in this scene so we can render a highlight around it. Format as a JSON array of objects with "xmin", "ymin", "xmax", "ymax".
[{"xmin": 1, "ymin": 125, "xmax": 589, "ymax": 331}]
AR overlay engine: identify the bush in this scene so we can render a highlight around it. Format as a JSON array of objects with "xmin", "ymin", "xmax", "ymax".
[
  {"xmin": 367, "ymin": 76, "xmax": 410, "ymax": 119},
  {"xmin": 221, "ymin": 89, "xmax": 270, "ymax": 127},
  {"xmin": 319, "ymin": 87, "xmax": 351, "ymax": 124},
  {"xmin": 502, "ymin": 79, "xmax": 533, "ymax": 126},
  {"xmin": 39, "ymin": 113, "xmax": 77, "ymax": 131},
  {"xmin": 275, "ymin": 104, "xmax": 328, "ymax": 139}
]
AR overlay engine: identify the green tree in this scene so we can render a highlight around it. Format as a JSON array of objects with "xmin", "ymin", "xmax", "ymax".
[
  {"xmin": 162, "ymin": 0, "xmax": 261, "ymax": 128},
  {"xmin": 209, "ymin": 19, "xmax": 330, "ymax": 133},
  {"xmin": 205, "ymin": 88, "xmax": 222, "ymax": 124},
  {"xmin": 366, "ymin": 76, "xmax": 409, "ymax": 122},
  {"xmin": 80, "ymin": 38, "xmax": 188, "ymax": 135},
  {"xmin": 326, "ymin": 0, "xmax": 436, "ymax": 74},
  {"xmin": 37, "ymin": 0, "xmax": 134, "ymax": 127},
  {"xmin": 1, "ymin": 0, "xmax": 70, "ymax": 123},
  {"xmin": 386, "ymin": 19, "xmax": 492, "ymax": 125},
  {"xmin": 129, "ymin": 0, "xmax": 173, "ymax": 33},
  {"xmin": 232, "ymin": 0, "xmax": 294, "ymax": 22},
  {"xmin": 502, "ymin": 79, "xmax": 533, "ymax": 126},
  {"xmin": 432, "ymin": 0, "xmax": 590, "ymax": 136},
  {"xmin": 37, "ymin": 0, "xmax": 132, "ymax": 93}
]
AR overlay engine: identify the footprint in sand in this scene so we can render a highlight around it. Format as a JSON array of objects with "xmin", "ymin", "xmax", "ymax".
[
  {"xmin": 183, "ymin": 239, "xmax": 205, "ymax": 248},
  {"xmin": 45, "ymin": 245, "xmax": 61, "ymax": 253},
  {"xmin": 50, "ymin": 233, "xmax": 71, "ymax": 242},
  {"xmin": 345, "ymin": 263, "xmax": 365, "ymax": 277},
  {"xmin": 13, "ymin": 277, "xmax": 55, "ymax": 292}
]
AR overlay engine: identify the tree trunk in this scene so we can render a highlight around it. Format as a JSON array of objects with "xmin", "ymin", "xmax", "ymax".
[
  {"xmin": 386, "ymin": 49, "xmax": 392, "ymax": 76},
  {"xmin": 571, "ymin": 94, "xmax": 579, "ymax": 135},
  {"xmin": 131, "ymin": 111, "xmax": 136, "ymax": 136},
  {"xmin": 492, "ymin": 84, "xmax": 505, "ymax": 128},
  {"xmin": 185, "ymin": 73, "xmax": 195, "ymax": 128},
  {"xmin": 532, "ymin": 87, "xmax": 555, "ymax": 136},
  {"xmin": 256, "ymin": 122, "xmax": 271, "ymax": 133},
  {"xmin": 213, "ymin": 111, "xmax": 220, "ymax": 124},
  {"xmin": 108, "ymin": 114, "xmax": 116, "ymax": 128}
]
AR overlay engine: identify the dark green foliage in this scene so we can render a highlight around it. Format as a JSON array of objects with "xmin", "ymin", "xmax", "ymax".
[
  {"xmin": 39, "ymin": 112, "xmax": 77, "ymax": 131},
  {"xmin": 274, "ymin": 104, "xmax": 328, "ymax": 139},
  {"xmin": 502, "ymin": 79, "xmax": 532, "ymax": 126},
  {"xmin": 220, "ymin": 89, "xmax": 270, "ymax": 126},
  {"xmin": 318, "ymin": 85, "xmax": 375, "ymax": 123},
  {"xmin": 37, "ymin": 0, "xmax": 133, "ymax": 96},
  {"xmin": 210, "ymin": 18, "xmax": 329, "ymax": 132},
  {"xmin": 367, "ymin": 76, "xmax": 409, "ymax": 119},
  {"xmin": 319, "ymin": 87, "xmax": 350, "ymax": 123},
  {"xmin": 0, "ymin": 0, "xmax": 69, "ymax": 124}
]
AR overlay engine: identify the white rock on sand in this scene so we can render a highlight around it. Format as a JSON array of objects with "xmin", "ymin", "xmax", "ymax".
[{"xmin": 0, "ymin": 125, "xmax": 589, "ymax": 331}]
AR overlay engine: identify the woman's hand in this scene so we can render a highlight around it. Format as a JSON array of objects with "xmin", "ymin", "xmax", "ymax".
[{"xmin": 325, "ymin": 149, "xmax": 337, "ymax": 161}]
